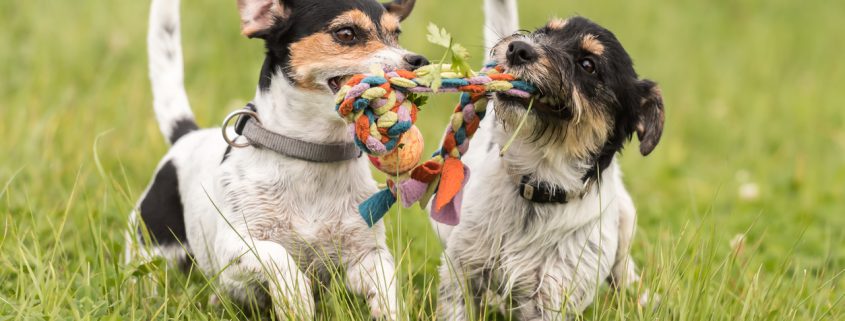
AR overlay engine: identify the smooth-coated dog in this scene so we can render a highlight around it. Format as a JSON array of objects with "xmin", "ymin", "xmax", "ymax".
[
  {"xmin": 433, "ymin": 0, "xmax": 665, "ymax": 319},
  {"xmin": 127, "ymin": 0, "xmax": 427, "ymax": 318}
]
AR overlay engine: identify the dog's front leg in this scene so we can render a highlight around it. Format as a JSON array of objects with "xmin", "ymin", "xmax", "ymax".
[
  {"xmin": 216, "ymin": 238, "xmax": 315, "ymax": 319},
  {"xmin": 437, "ymin": 253, "xmax": 477, "ymax": 321},
  {"xmin": 517, "ymin": 278, "xmax": 578, "ymax": 321},
  {"xmin": 609, "ymin": 186, "xmax": 640, "ymax": 289},
  {"xmin": 345, "ymin": 247, "xmax": 399, "ymax": 320}
]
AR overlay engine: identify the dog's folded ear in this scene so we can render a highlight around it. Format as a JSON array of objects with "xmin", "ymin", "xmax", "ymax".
[
  {"xmin": 383, "ymin": 0, "xmax": 416, "ymax": 21},
  {"xmin": 237, "ymin": 0, "xmax": 287, "ymax": 38},
  {"xmin": 635, "ymin": 79, "xmax": 665, "ymax": 156}
]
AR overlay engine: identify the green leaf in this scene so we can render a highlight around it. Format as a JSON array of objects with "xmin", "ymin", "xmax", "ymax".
[
  {"xmin": 450, "ymin": 43, "xmax": 473, "ymax": 77},
  {"xmin": 407, "ymin": 93, "xmax": 429, "ymax": 107},
  {"xmin": 426, "ymin": 23, "xmax": 451, "ymax": 48},
  {"xmin": 451, "ymin": 43, "xmax": 470, "ymax": 62},
  {"xmin": 426, "ymin": 22, "xmax": 474, "ymax": 88}
]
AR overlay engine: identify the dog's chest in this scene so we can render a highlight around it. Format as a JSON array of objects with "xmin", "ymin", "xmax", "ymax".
[
  {"xmin": 216, "ymin": 152, "xmax": 377, "ymax": 266},
  {"xmin": 455, "ymin": 165, "xmax": 621, "ymax": 293}
]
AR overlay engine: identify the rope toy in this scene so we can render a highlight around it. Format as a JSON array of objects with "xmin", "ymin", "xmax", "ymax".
[{"xmin": 335, "ymin": 63, "xmax": 536, "ymax": 227}]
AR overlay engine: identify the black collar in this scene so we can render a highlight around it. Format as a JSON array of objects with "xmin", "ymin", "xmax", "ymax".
[
  {"xmin": 517, "ymin": 172, "xmax": 597, "ymax": 204},
  {"xmin": 519, "ymin": 176, "xmax": 568, "ymax": 203}
]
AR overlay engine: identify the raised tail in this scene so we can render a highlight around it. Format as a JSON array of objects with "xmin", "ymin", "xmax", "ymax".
[
  {"xmin": 148, "ymin": 0, "xmax": 197, "ymax": 144},
  {"xmin": 484, "ymin": 0, "xmax": 519, "ymax": 60}
]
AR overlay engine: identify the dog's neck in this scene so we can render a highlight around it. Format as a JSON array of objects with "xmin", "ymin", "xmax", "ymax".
[
  {"xmin": 252, "ymin": 68, "xmax": 351, "ymax": 145},
  {"xmin": 491, "ymin": 125, "xmax": 604, "ymax": 193}
]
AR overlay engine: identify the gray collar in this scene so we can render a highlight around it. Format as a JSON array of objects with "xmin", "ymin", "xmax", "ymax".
[{"xmin": 222, "ymin": 103, "xmax": 361, "ymax": 163}]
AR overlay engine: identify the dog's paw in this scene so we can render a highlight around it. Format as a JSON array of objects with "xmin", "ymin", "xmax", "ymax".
[
  {"xmin": 363, "ymin": 289, "xmax": 400, "ymax": 321},
  {"xmin": 637, "ymin": 289, "xmax": 661, "ymax": 311},
  {"xmin": 207, "ymin": 293, "xmax": 221, "ymax": 307},
  {"xmin": 368, "ymin": 305, "xmax": 400, "ymax": 321},
  {"xmin": 367, "ymin": 299, "xmax": 399, "ymax": 321},
  {"xmin": 369, "ymin": 309, "xmax": 400, "ymax": 321}
]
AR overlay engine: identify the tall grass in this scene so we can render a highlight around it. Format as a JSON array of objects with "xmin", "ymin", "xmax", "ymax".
[{"xmin": 1, "ymin": 0, "xmax": 842, "ymax": 319}]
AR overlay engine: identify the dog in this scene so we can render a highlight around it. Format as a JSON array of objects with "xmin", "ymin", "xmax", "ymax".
[
  {"xmin": 432, "ymin": 0, "xmax": 665, "ymax": 319},
  {"xmin": 126, "ymin": 0, "xmax": 427, "ymax": 318}
]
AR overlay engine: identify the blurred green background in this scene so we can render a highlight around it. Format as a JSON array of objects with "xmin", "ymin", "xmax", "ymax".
[{"xmin": 1, "ymin": 0, "xmax": 842, "ymax": 319}]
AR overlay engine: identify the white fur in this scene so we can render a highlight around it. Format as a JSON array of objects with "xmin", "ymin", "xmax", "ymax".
[
  {"xmin": 483, "ymin": 0, "xmax": 519, "ymax": 55},
  {"xmin": 147, "ymin": 0, "xmax": 194, "ymax": 144},
  {"xmin": 433, "ymin": 0, "xmax": 641, "ymax": 319},
  {"xmin": 129, "ymin": 0, "xmax": 404, "ymax": 319}
]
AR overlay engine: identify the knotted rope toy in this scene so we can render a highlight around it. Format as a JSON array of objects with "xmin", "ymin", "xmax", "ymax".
[{"xmin": 335, "ymin": 63, "xmax": 536, "ymax": 227}]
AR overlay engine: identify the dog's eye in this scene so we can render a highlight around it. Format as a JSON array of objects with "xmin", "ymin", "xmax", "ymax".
[
  {"xmin": 578, "ymin": 58, "xmax": 596, "ymax": 74},
  {"xmin": 333, "ymin": 27, "xmax": 357, "ymax": 44}
]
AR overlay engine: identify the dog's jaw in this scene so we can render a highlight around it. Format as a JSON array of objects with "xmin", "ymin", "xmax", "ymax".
[
  {"xmin": 253, "ymin": 45, "xmax": 413, "ymax": 145},
  {"xmin": 253, "ymin": 71, "xmax": 352, "ymax": 144}
]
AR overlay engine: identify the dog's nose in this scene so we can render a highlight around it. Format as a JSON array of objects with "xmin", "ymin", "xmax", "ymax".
[
  {"xmin": 403, "ymin": 54, "xmax": 430, "ymax": 70},
  {"xmin": 506, "ymin": 41, "xmax": 538, "ymax": 66}
]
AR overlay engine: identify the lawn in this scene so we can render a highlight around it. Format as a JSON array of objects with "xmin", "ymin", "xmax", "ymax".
[{"xmin": 1, "ymin": 0, "xmax": 843, "ymax": 320}]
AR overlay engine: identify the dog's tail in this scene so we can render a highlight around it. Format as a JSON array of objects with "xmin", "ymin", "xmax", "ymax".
[
  {"xmin": 484, "ymin": 0, "xmax": 520, "ymax": 60},
  {"xmin": 148, "ymin": 0, "xmax": 197, "ymax": 145}
]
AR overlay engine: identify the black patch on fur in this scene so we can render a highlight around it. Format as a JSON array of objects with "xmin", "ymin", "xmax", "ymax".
[
  {"xmin": 255, "ymin": 0, "xmax": 392, "ymax": 91},
  {"xmin": 163, "ymin": 20, "xmax": 176, "ymax": 36},
  {"xmin": 551, "ymin": 17, "xmax": 662, "ymax": 178},
  {"xmin": 138, "ymin": 160, "xmax": 187, "ymax": 246},
  {"xmin": 169, "ymin": 118, "xmax": 198, "ymax": 144},
  {"xmin": 160, "ymin": 20, "xmax": 177, "ymax": 60},
  {"xmin": 502, "ymin": 17, "xmax": 664, "ymax": 180},
  {"xmin": 221, "ymin": 145, "xmax": 233, "ymax": 164}
]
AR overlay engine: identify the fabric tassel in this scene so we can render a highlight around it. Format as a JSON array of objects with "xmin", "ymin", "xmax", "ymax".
[
  {"xmin": 430, "ymin": 164, "xmax": 470, "ymax": 225},
  {"xmin": 434, "ymin": 157, "xmax": 465, "ymax": 211},
  {"xmin": 359, "ymin": 188, "xmax": 396, "ymax": 227},
  {"xmin": 397, "ymin": 179, "xmax": 428, "ymax": 208}
]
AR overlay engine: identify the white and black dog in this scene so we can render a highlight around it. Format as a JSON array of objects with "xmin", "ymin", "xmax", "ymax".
[
  {"xmin": 433, "ymin": 0, "xmax": 665, "ymax": 319},
  {"xmin": 127, "ymin": 0, "xmax": 426, "ymax": 318}
]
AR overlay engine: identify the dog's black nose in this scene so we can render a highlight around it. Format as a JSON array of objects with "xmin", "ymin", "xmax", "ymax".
[
  {"xmin": 403, "ymin": 54, "xmax": 430, "ymax": 70},
  {"xmin": 506, "ymin": 41, "xmax": 538, "ymax": 66}
]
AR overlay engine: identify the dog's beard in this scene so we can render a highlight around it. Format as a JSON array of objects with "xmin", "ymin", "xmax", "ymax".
[
  {"xmin": 492, "ymin": 80, "xmax": 613, "ymax": 160},
  {"xmin": 491, "ymin": 67, "xmax": 575, "ymax": 148},
  {"xmin": 493, "ymin": 100, "xmax": 566, "ymax": 147}
]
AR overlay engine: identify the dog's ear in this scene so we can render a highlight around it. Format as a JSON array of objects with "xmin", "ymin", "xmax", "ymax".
[
  {"xmin": 383, "ymin": 0, "xmax": 416, "ymax": 21},
  {"xmin": 237, "ymin": 0, "xmax": 287, "ymax": 38},
  {"xmin": 635, "ymin": 79, "xmax": 665, "ymax": 156}
]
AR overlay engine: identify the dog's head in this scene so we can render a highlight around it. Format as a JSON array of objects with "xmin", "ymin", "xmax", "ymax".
[
  {"xmin": 491, "ymin": 17, "xmax": 664, "ymax": 162},
  {"xmin": 238, "ymin": 0, "xmax": 427, "ymax": 94}
]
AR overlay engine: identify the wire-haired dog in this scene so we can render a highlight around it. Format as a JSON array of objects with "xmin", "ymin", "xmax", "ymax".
[
  {"xmin": 128, "ymin": 0, "xmax": 427, "ymax": 318},
  {"xmin": 433, "ymin": 0, "xmax": 665, "ymax": 319}
]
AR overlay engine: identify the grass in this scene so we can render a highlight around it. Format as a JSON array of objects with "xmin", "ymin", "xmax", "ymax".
[{"xmin": 1, "ymin": 0, "xmax": 843, "ymax": 319}]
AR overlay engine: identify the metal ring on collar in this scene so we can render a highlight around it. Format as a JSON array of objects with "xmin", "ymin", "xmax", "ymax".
[{"xmin": 221, "ymin": 109, "xmax": 261, "ymax": 148}]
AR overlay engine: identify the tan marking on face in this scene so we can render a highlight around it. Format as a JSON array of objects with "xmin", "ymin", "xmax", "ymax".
[
  {"xmin": 380, "ymin": 13, "xmax": 401, "ymax": 45},
  {"xmin": 288, "ymin": 10, "xmax": 388, "ymax": 90},
  {"xmin": 381, "ymin": 14, "xmax": 400, "ymax": 33},
  {"xmin": 336, "ymin": 9, "xmax": 375, "ymax": 31},
  {"xmin": 548, "ymin": 18, "xmax": 569, "ymax": 30},
  {"xmin": 581, "ymin": 34, "xmax": 605, "ymax": 56},
  {"xmin": 565, "ymin": 87, "xmax": 611, "ymax": 159}
]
